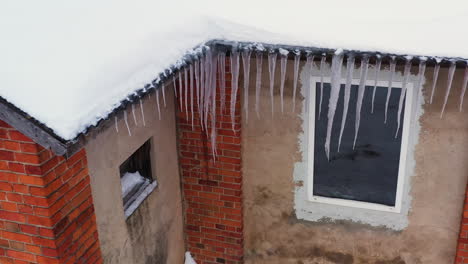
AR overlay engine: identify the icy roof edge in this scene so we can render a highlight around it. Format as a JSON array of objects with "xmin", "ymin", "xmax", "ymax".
[{"xmin": 3, "ymin": 39, "xmax": 468, "ymax": 156}]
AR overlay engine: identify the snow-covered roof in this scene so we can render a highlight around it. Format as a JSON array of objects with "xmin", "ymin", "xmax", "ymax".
[{"xmin": 1, "ymin": 0, "xmax": 467, "ymax": 143}]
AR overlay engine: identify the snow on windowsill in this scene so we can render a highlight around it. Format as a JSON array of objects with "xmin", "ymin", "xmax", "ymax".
[{"xmin": 121, "ymin": 171, "xmax": 157, "ymax": 218}]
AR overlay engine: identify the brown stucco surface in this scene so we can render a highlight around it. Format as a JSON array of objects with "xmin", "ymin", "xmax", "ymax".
[
  {"xmin": 242, "ymin": 60, "xmax": 468, "ymax": 264},
  {"xmin": 84, "ymin": 89, "xmax": 184, "ymax": 264}
]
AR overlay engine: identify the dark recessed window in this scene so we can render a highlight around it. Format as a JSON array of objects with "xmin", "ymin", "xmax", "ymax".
[
  {"xmin": 120, "ymin": 139, "xmax": 157, "ymax": 217},
  {"xmin": 308, "ymin": 78, "xmax": 412, "ymax": 212}
]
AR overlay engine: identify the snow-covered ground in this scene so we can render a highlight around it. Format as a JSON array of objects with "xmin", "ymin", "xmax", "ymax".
[{"xmin": 1, "ymin": 0, "xmax": 467, "ymax": 140}]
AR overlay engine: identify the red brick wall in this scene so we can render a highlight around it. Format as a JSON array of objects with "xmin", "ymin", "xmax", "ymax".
[
  {"xmin": 455, "ymin": 184, "xmax": 468, "ymax": 263},
  {"xmin": 177, "ymin": 57, "xmax": 244, "ymax": 264},
  {"xmin": 0, "ymin": 120, "xmax": 102, "ymax": 264}
]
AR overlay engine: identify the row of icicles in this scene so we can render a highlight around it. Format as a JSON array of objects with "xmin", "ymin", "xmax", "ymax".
[{"xmin": 114, "ymin": 47, "xmax": 468, "ymax": 161}]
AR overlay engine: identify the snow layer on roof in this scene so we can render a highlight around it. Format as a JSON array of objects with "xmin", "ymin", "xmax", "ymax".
[{"xmin": 1, "ymin": 0, "xmax": 467, "ymax": 140}]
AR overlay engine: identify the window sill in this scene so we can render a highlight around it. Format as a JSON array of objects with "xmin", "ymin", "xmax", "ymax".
[{"xmin": 123, "ymin": 180, "xmax": 157, "ymax": 218}]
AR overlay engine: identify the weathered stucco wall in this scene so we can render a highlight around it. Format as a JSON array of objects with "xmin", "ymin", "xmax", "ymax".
[
  {"xmin": 242, "ymin": 58, "xmax": 468, "ymax": 264},
  {"xmin": 85, "ymin": 89, "xmax": 184, "ymax": 264}
]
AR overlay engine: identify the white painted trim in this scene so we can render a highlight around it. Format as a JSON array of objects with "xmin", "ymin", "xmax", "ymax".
[{"xmin": 306, "ymin": 76, "xmax": 414, "ymax": 213}]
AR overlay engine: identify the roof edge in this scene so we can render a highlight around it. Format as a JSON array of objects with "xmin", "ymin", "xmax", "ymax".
[
  {"xmin": 0, "ymin": 96, "xmax": 69, "ymax": 156},
  {"xmin": 2, "ymin": 40, "xmax": 468, "ymax": 156}
]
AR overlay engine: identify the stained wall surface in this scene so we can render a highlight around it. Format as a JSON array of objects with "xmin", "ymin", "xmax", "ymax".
[
  {"xmin": 242, "ymin": 58, "xmax": 468, "ymax": 264},
  {"xmin": 85, "ymin": 89, "xmax": 184, "ymax": 264}
]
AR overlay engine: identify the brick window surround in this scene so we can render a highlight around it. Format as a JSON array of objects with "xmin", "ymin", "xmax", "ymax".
[
  {"xmin": 0, "ymin": 120, "xmax": 102, "ymax": 264},
  {"xmin": 177, "ymin": 57, "xmax": 244, "ymax": 264}
]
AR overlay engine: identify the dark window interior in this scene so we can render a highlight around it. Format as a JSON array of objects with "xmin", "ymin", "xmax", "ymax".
[
  {"xmin": 313, "ymin": 83, "xmax": 405, "ymax": 206},
  {"xmin": 120, "ymin": 140, "xmax": 153, "ymax": 181},
  {"xmin": 119, "ymin": 139, "xmax": 153, "ymax": 208}
]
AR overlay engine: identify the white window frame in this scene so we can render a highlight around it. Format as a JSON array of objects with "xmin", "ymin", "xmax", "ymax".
[{"xmin": 307, "ymin": 76, "xmax": 413, "ymax": 213}]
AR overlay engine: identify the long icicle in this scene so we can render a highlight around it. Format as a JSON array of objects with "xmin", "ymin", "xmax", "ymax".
[
  {"xmin": 115, "ymin": 116, "xmax": 119, "ymax": 133},
  {"xmin": 124, "ymin": 110, "xmax": 132, "ymax": 136},
  {"xmin": 292, "ymin": 51, "xmax": 301, "ymax": 112},
  {"xmin": 173, "ymin": 76, "xmax": 178, "ymax": 105},
  {"xmin": 268, "ymin": 51, "xmax": 277, "ymax": 116},
  {"xmin": 324, "ymin": 51, "xmax": 344, "ymax": 160},
  {"xmin": 200, "ymin": 56, "xmax": 205, "ymax": 131},
  {"xmin": 416, "ymin": 59, "xmax": 427, "ymax": 91},
  {"xmin": 305, "ymin": 53, "xmax": 315, "ymax": 115},
  {"xmin": 255, "ymin": 51, "xmax": 263, "ymax": 118},
  {"xmin": 156, "ymin": 88, "xmax": 161, "ymax": 120},
  {"xmin": 395, "ymin": 58, "xmax": 412, "ymax": 138},
  {"xmin": 230, "ymin": 50, "xmax": 240, "ymax": 131},
  {"xmin": 131, "ymin": 104, "xmax": 138, "ymax": 126},
  {"xmin": 318, "ymin": 55, "xmax": 327, "ymax": 120},
  {"xmin": 430, "ymin": 59, "xmax": 441, "ymax": 104},
  {"xmin": 204, "ymin": 50, "xmax": 212, "ymax": 134},
  {"xmin": 242, "ymin": 50, "xmax": 252, "ymax": 122},
  {"xmin": 219, "ymin": 52, "xmax": 226, "ymax": 114},
  {"xmin": 337, "ymin": 54, "xmax": 355, "ymax": 152},
  {"xmin": 440, "ymin": 61, "xmax": 457, "ymax": 118},
  {"xmin": 178, "ymin": 72, "xmax": 183, "ymax": 112},
  {"xmin": 459, "ymin": 66, "xmax": 468, "ymax": 111},
  {"xmin": 184, "ymin": 67, "xmax": 189, "ymax": 119},
  {"xmin": 139, "ymin": 98, "xmax": 146, "ymax": 126},
  {"xmin": 190, "ymin": 64, "xmax": 194, "ymax": 130},
  {"xmin": 162, "ymin": 83, "xmax": 167, "ymax": 107},
  {"xmin": 384, "ymin": 56, "xmax": 396, "ymax": 123},
  {"xmin": 371, "ymin": 55, "xmax": 382, "ymax": 113},
  {"xmin": 210, "ymin": 51, "xmax": 218, "ymax": 159},
  {"xmin": 353, "ymin": 56, "xmax": 369, "ymax": 149},
  {"xmin": 279, "ymin": 49, "xmax": 289, "ymax": 113},
  {"xmin": 195, "ymin": 59, "xmax": 200, "ymax": 118}
]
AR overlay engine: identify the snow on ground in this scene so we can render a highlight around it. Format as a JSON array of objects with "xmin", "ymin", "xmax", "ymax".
[
  {"xmin": 184, "ymin": 252, "xmax": 197, "ymax": 264},
  {"xmin": 1, "ymin": 0, "xmax": 467, "ymax": 140}
]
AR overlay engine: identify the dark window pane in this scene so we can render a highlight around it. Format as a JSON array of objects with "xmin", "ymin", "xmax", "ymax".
[{"xmin": 313, "ymin": 83, "xmax": 404, "ymax": 206}]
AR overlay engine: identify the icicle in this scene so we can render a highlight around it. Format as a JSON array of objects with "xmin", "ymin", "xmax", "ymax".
[
  {"xmin": 371, "ymin": 56, "xmax": 382, "ymax": 113},
  {"xmin": 178, "ymin": 72, "xmax": 183, "ymax": 112},
  {"xmin": 219, "ymin": 52, "xmax": 226, "ymax": 114},
  {"xmin": 324, "ymin": 51, "xmax": 344, "ymax": 160},
  {"xmin": 230, "ymin": 50, "xmax": 241, "ymax": 131},
  {"xmin": 131, "ymin": 104, "xmax": 138, "ymax": 126},
  {"xmin": 353, "ymin": 56, "xmax": 369, "ymax": 149},
  {"xmin": 268, "ymin": 51, "xmax": 277, "ymax": 116},
  {"xmin": 203, "ymin": 51, "xmax": 212, "ymax": 134},
  {"xmin": 459, "ymin": 66, "xmax": 468, "ymax": 111},
  {"xmin": 337, "ymin": 54, "xmax": 355, "ymax": 152},
  {"xmin": 430, "ymin": 59, "xmax": 441, "ymax": 104},
  {"xmin": 195, "ymin": 59, "xmax": 200, "ymax": 117},
  {"xmin": 190, "ymin": 64, "xmax": 194, "ymax": 130},
  {"xmin": 305, "ymin": 53, "xmax": 315, "ymax": 115},
  {"xmin": 210, "ymin": 52, "xmax": 218, "ymax": 159},
  {"xmin": 162, "ymin": 84, "xmax": 167, "ymax": 107},
  {"xmin": 124, "ymin": 110, "xmax": 132, "ymax": 136},
  {"xmin": 292, "ymin": 51, "xmax": 301, "ymax": 112},
  {"xmin": 242, "ymin": 50, "xmax": 252, "ymax": 122},
  {"xmin": 156, "ymin": 88, "xmax": 161, "ymax": 120},
  {"xmin": 384, "ymin": 57, "xmax": 396, "ymax": 123},
  {"xmin": 139, "ymin": 98, "xmax": 146, "ymax": 126},
  {"xmin": 173, "ymin": 76, "xmax": 178, "ymax": 99},
  {"xmin": 395, "ymin": 58, "xmax": 412, "ymax": 138},
  {"xmin": 279, "ymin": 49, "xmax": 289, "ymax": 113},
  {"xmin": 200, "ymin": 57, "xmax": 205, "ymax": 131},
  {"xmin": 114, "ymin": 116, "xmax": 119, "ymax": 133},
  {"xmin": 184, "ymin": 67, "xmax": 189, "ymax": 119},
  {"xmin": 440, "ymin": 61, "xmax": 456, "ymax": 118},
  {"xmin": 318, "ymin": 55, "xmax": 327, "ymax": 120},
  {"xmin": 255, "ymin": 51, "xmax": 263, "ymax": 118},
  {"xmin": 416, "ymin": 58, "xmax": 427, "ymax": 90}
]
